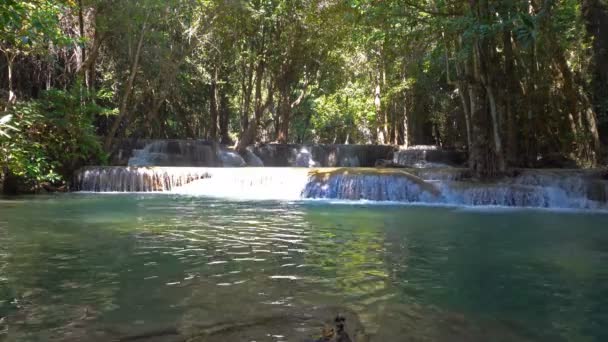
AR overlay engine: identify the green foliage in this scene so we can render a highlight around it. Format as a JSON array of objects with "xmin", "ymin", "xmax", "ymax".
[
  {"xmin": 0, "ymin": 85, "xmax": 108, "ymax": 189},
  {"xmin": 312, "ymin": 81, "xmax": 376, "ymax": 144},
  {"xmin": 0, "ymin": 0, "xmax": 71, "ymax": 55},
  {"xmin": 1, "ymin": 0, "xmax": 606, "ymax": 179}
]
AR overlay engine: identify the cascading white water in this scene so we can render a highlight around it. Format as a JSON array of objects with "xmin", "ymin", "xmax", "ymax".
[
  {"xmin": 75, "ymin": 167, "xmax": 212, "ymax": 192},
  {"xmin": 74, "ymin": 167, "xmax": 608, "ymax": 209},
  {"xmin": 174, "ymin": 168, "xmax": 310, "ymax": 200},
  {"xmin": 303, "ymin": 170, "xmax": 439, "ymax": 202}
]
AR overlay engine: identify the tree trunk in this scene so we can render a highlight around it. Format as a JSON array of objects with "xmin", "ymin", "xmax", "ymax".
[
  {"xmin": 7, "ymin": 54, "xmax": 16, "ymax": 107},
  {"xmin": 403, "ymin": 91, "xmax": 409, "ymax": 148},
  {"xmin": 276, "ymin": 84, "xmax": 290, "ymax": 143},
  {"xmin": 103, "ymin": 18, "xmax": 147, "ymax": 150},
  {"xmin": 374, "ymin": 80, "xmax": 385, "ymax": 145},
  {"xmin": 219, "ymin": 81, "xmax": 231, "ymax": 145},
  {"xmin": 241, "ymin": 61, "xmax": 254, "ymax": 134},
  {"xmin": 209, "ymin": 72, "xmax": 218, "ymax": 141},
  {"xmin": 582, "ymin": 0, "xmax": 608, "ymax": 146},
  {"xmin": 503, "ymin": 27, "xmax": 518, "ymax": 165},
  {"xmin": 235, "ymin": 58, "xmax": 267, "ymax": 152}
]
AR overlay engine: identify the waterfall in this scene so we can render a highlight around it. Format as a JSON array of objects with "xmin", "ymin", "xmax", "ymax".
[
  {"xmin": 432, "ymin": 169, "xmax": 608, "ymax": 209},
  {"xmin": 128, "ymin": 140, "xmax": 218, "ymax": 166},
  {"xmin": 74, "ymin": 167, "xmax": 608, "ymax": 209},
  {"xmin": 75, "ymin": 167, "xmax": 211, "ymax": 192},
  {"xmin": 303, "ymin": 169, "xmax": 439, "ymax": 202}
]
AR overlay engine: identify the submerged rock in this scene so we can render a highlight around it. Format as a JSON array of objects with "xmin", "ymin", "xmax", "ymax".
[{"xmin": 178, "ymin": 305, "xmax": 367, "ymax": 342}]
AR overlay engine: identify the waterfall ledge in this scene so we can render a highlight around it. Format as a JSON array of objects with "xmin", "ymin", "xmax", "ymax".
[{"xmin": 74, "ymin": 167, "xmax": 608, "ymax": 210}]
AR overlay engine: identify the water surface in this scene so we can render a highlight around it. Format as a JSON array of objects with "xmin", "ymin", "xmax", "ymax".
[{"xmin": 1, "ymin": 194, "xmax": 607, "ymax": 341}]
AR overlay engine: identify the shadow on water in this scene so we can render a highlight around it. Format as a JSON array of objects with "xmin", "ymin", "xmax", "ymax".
[{"xmin": 1, "ymin": 194, "xmax": 608, "ymax": 341}]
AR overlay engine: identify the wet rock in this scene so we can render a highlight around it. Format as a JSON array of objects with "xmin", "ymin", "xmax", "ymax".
[
  {"xmin": 374, "ymin": 159, "xmax": 407, "ymax": 168},
  {"xmin": 1, "ymin": 168, "xmax": 19, "ymax": 195},
  {"xmin": 218, "ymin": 149, "xmax": 247, "ymax": 167},
  {"xmin": 534, "ymin": 152, "xmax": 578, "ymax": 169},
  {"xmin": 393, "ymin": 147, "xmax": 467, "ymax": 168},
  {"xmin": 252, "ymin": 144, "xmax": 394, "ymax": 167},
  {"xmin": 296, "ymin": 148, "xmax": 318, "ymax": 167},
  {"xmin": 178, "ymin": 305, "xmax": 367, "ymax": 342},
  {"xmin": 242, "ymin": 147, "xmax": 264, "ymax": 166},
  {"xmin": 40, "ymin": 182, "xmax": 68, "ymax": 193},
  {"xmin": 127, "ymin": 140, "xmax": 218, "ymax": 167}
]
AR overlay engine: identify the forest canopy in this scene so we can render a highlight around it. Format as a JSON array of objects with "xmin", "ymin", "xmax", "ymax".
[{"xmin": 1, "ymin": 0, "xmax": 607, "ymax": 187}]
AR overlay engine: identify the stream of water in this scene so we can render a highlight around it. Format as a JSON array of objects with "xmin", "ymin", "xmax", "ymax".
[{"xmin": 1, "ymin": 194, "xmax": 608, "ymax": 341}]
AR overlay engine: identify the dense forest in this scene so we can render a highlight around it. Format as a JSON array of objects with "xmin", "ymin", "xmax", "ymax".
[{"xmin": 1, "ymin": 0, "xmax": 607, "ymax": 189}]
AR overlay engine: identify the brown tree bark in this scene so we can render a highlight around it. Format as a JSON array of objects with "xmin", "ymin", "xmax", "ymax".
[
  {"xmin": 582, "ymin": 0, "xmax": 608, "ymax": 145},
  {"xmin": 240, "ymin": 60, "xmax": 254, "ymax": 134},
  {"xmin": 374, "ymin": 73, "xmax": 386, "ymax": 145},
  {"xmin": 219, "ymin": 80, "xmax": 231, "ymax": 145},
  {"xmin": 502, "ymin": 27, "xmax": 518, "ymax": 165},
  {"xmin": 209, "ymin": 70, "xmax": 218, "ymax": 141},
  {"xmin": 403, "ymin": 90, "xmax": 409, "ymax": 148},
  {"xmin": 6, "ymin": 53, "xmax": 16, "ymax": 107},
  {"xmin": 276, "ymin": 83, "xmax": 290, "ymax": 143},
  {"xmin": 103, "ymin": 17, "xmax": 147, "ymax": 150},
  {"xmin": 235, "ymin": 57, "xmax": 269, "ymax": 152}
]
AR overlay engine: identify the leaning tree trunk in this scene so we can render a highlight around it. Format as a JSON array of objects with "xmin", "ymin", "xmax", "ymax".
[
  {"xmin": 104, "ymin": 18, "xmax": 147, "ymax": 151},
  {"xmin": 235, "ymin": 59, "xmax": 268, "ymax": 153}
]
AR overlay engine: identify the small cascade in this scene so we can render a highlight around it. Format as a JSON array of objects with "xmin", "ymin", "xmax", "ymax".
[
  {"xmin": 434, "ymin": 169, "xmax": 608, "ymax": 209},
  {"xmin": 440, "ymin": 183, "xmax": 553, "ymax": 208},
  {"xmin": 303, "ymin": 169, "xmax": 439, "ymax": 202},
  {"xmin": 128, "ymin": 140, "xmax": 218, "ymax": 166},
  {"xmin": 75, "ymin": 167, "xmax": 211, "ymax": 192}
]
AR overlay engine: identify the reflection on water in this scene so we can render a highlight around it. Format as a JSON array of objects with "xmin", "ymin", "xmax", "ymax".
[{"xmin": 0, "ymin": 194, "xmax": 608, "ymax": 341}]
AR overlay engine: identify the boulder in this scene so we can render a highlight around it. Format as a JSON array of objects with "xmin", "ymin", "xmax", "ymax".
[
  {"xmin": 243, "ymin": 148, "xmax": 264, "ymax": 167},
  {"xmin": 218, "ymin": 149, "xmax": 246, "ymax": 167}
]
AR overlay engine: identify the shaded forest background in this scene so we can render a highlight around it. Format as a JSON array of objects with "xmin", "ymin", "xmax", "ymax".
[{"xmin": 1, "ymin": 0, "xmax": 607, "ymax": 188}]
